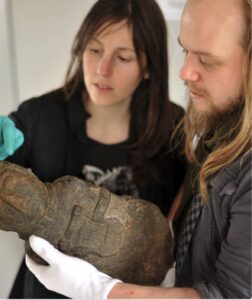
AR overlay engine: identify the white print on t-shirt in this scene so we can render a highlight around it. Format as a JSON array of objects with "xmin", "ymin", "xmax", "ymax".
[{"xmin": 82, "ymin": 165, "xmax": 139, "ymax": 198}]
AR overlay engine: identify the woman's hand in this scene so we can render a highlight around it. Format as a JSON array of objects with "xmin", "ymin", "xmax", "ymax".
[{"xmin": 0, "ymin": 116, "xmax": 24, "ymax": 160}]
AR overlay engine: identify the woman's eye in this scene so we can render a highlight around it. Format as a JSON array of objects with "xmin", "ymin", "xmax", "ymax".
[
  {"xmin": 89, "ymin": 48, "xmax": 100, "ymax": 54},
  {"xmin": 117, "ymin": 56, "xmax": 131, "ymax": 62}
]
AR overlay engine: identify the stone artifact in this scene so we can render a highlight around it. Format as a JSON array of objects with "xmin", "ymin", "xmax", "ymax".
[{"xmin": 0, "ymin": 161, "xmax": 174, "ymax": 285}]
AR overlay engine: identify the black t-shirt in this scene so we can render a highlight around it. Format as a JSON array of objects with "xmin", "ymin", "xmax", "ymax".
[{"xmin": 8, "ymin": 88, "xmax": 186, "ymax": 298}]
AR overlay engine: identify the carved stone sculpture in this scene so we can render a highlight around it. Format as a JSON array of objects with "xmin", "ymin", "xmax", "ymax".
[{"xmin": 0, "ymin": 161, "xmax": 174, "ymax": 285}]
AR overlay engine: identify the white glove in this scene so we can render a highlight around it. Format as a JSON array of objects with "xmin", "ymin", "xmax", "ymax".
[
  {"xmin": 25, "ymin": 235, "xmax": 121, "ymax": 299},
  {"xmin": 160, "ymin": 222, "xmax": 175, "ymax": 288},
  {"xmin": 159, "ymin": 265, "xmax": 175, "ymax": 288}
]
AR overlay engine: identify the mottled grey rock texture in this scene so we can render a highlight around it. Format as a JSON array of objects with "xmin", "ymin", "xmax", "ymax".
[{"xmin": 0, "ymin": 161, "xmax": 174, "ymax": 285}]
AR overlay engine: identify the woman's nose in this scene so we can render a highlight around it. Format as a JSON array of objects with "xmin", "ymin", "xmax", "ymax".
[{"xmin": 96, "ymin": 57, "xmax": 113, "ymax": 77}]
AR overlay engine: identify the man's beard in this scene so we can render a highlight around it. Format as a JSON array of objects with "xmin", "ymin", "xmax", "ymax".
[{"xmin": 186, "ymin": 93, "xmax": 244, "ymax": 148}]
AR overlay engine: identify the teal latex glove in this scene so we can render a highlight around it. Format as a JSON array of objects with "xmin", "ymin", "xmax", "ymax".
[{"xmin": 0, "ymin": 116, "xmax": 24, "ymax": 160}]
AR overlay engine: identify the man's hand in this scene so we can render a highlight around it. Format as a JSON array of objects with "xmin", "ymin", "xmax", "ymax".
[
  {"xmin": 0, "ymin": 116, "xmax": 24, "ymax": 160},
  {"xmin": 26, "ymin": 235, "xmax": 121, "ymax": 299}
]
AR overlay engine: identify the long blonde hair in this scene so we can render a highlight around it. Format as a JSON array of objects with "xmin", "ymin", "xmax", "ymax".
[{"xmin": 184, "ymin": 0, "xmax": 252, "ymax": 201}]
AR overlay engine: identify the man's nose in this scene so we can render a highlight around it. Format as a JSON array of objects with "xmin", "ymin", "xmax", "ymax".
[
  {"xmin": 96, "ymin": 56, "xmax": 113, "ymax": 77},
  {"xmin": 179, "ymin": 54, "xmax": 200, "ymax": 82}
]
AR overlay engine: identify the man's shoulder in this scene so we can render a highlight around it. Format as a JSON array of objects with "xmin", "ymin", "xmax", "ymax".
[{"xmin": 210, "ymin": 150, "xmax": 251, "ymax": 197}]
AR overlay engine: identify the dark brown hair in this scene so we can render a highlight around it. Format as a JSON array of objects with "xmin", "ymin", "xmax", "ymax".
[{"xmin": 63, "ymin": 0, "xmax": 177, "ymax": 183}]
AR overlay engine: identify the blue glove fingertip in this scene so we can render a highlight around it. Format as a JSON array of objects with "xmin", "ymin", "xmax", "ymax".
[
  {"xmin": 0, "ymin": 116, "xmax": 24, "ymax": 159},
  {"xmin": 15, "ymin": 129, "xmax": 25, "ymax": 148}
]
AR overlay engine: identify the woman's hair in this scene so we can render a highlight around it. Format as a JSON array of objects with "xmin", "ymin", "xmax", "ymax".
[
  {"xmin": 183, "ymin": 0, "xmax": 252, "ymax": 201},
  {"xmin": 63, "ymin": 0, "xmax": 176, "ymax": 184}
]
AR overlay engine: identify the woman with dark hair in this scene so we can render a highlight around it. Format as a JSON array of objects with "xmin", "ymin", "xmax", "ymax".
[{"xmin": 0, "ymin": 0, "xmax": 186, "ymax": 298}]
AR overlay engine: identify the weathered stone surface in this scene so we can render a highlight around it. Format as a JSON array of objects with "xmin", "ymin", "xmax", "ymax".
[{"xmin": 0, "ymin": 161, "xmax": 174, "ymax": 285}]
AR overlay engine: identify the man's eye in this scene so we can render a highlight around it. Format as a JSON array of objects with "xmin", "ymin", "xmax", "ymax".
[{"xmin": 199, "ymin": 58, "xmax": 215, "ymax": 68}]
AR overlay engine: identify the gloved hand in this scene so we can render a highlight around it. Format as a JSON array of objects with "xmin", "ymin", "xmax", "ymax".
[
  {"xmin": 0, "ymin": 116, "xmax": 24, "ymax": 160},
  {"xmin": 159, "ymin": 265, "xmax": 175, "ymax": 288},
  {"xmin": 26, "ymin": 235, "xmax": 122, "ymax": 299}
]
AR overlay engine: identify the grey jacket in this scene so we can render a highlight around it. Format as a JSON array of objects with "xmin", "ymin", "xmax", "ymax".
[{"xmin": 176, "ymin": 150, "xmax": 251, "ymax": 298}]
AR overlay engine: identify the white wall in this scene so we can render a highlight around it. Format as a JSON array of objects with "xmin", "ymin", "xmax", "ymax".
[
  {"xmin": 0, "ymin": 1, "xmax": 24, "ymax": 297},
  {"xmin": 11, "ymin": 0, "xmax": 95, "ymax": 102},
  {"xmin": 168, "ymin": 20, "xmax": 186, "ymax": 105},
  {"xmin": 0, "ymin": 0, "xmax": 186, "ymax": 298},
  {"xmin": 0, "ymin": 0, "xmax": 19, "ymax": 115}
]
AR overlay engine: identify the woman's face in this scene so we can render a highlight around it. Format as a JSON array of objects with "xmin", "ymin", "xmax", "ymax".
[{"xmin": 82, "ymin": 20, "xmax": 148, "ymax": 108}]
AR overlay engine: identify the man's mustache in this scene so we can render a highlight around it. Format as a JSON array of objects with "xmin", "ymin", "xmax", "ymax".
[{"xmin": 184, "ymin": 81, "xmax": 207, "ymax": 97}]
